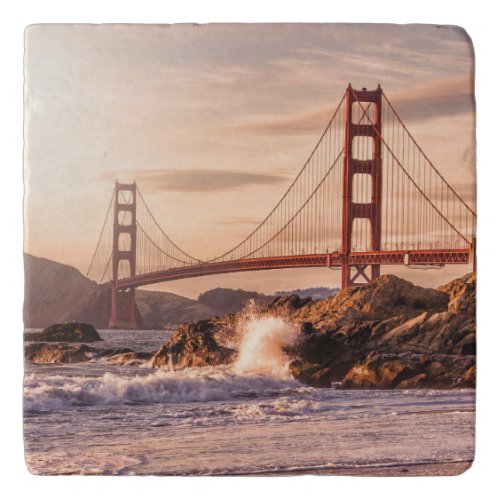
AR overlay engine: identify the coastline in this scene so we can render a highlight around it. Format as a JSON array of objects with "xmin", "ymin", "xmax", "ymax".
[{"xmin": 243, "ymin": 460, "xmax": 474, "ymax": 477}]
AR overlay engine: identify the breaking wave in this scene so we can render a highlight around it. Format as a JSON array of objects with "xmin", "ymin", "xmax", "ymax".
[
  {"xmin": 233, "ymin": 309, "xmax": 298, "ymax": 378},
  {"xmin": 23, "ymin": 366, "xmax": 304, "ymax": 413}
]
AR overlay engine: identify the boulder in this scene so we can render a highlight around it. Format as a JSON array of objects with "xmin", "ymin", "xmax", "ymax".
[
  {"xmin": 288, "ymin": 362, "xmax": 333, "ymax": 388},
  {"xmin": 25, "ymin": 342, "xmax": 95, "ymax": 363},
  {"xmin": 24, "ymin": 322, "xmax": 102, "ymax": 343},
  {"xmin": 288, "ymin": 333, "xmax": 363, "ymax": 387},
  {"xmin": 152, "ymin": 319, "xmax": 237, "ymax": 369},
  {"xmin": 340, "ymin": 352, "xmax": 475, "ymax": 389},
  {"xmin": 105, "ymin": 351, "xmax": 153, "ymax": 366}
]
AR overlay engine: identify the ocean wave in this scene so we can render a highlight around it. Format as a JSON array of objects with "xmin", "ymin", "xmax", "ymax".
[{"xmin": 23, "ymin": 366, "xmax": 304, "ymax": 413}]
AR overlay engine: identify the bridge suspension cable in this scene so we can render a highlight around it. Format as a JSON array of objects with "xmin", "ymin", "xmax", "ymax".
[
  {"xmin": 135, "ymin": 187, "xmax": 203, "ymax": 276},
  {"xmin": 85, "ymin": 190, "xmax": 114, "ymax": 284},
  {"xmin": 209, "ymin": 94, "xmax": 348, "ymax": 262}
]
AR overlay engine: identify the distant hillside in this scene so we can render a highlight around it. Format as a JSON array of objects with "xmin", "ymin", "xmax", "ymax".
[
  {"xmin": 24, "ymin": 254, "xmax": 98, "ymax": 328},
  {"xmin": 135, "ymin": 290, "xmax": 213, "ymax": 327},
  {"xmin": 23, "ymin": 254, "xmax": 214, "ymax": 328},
  {"xmin": 274, "ymin": 287, "xmax": 340, "ymax": 300},
  {"xmin": 197, "ymin": 288, "xmax": 273, "ymax": 316}
]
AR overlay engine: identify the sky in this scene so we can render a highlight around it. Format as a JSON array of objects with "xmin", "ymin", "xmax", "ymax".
[{"xmin": 24, "ymin": 24, "xmax": 475, "ymax": 298}]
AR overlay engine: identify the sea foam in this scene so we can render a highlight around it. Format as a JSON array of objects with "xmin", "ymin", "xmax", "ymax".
[{"xmin": 23, "ymin": 366, "xmax": 303, "ymax": 412}]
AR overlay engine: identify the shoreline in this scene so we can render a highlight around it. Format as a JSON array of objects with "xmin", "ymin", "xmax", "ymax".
[{"xmin": 233, "ymin": 460, "xmax": 474, "ymax": 477}]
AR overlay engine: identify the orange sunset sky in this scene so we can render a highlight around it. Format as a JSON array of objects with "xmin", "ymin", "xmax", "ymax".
[{"xmin": 24, "ymin": 24, "xmax": 475, "ymax": 298}]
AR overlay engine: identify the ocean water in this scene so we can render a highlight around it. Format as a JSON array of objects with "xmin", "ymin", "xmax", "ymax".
[{"xmin": 23, "ymin": 326, "xmax": 475, "ymax": 475}]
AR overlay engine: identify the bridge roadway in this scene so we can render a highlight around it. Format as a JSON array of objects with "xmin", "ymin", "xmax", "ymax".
[{"xmin": 108, "ymin": 248, "xmax": 471, "ymax": 290}]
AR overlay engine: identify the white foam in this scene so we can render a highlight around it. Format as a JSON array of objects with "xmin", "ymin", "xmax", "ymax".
[
  {"xmin": 23, "ymin": 366, "xmax": 302, "ymax": 412},
  {"xmin": 233, "ymin": 309, "xmax": 298, "ymax": 378}
]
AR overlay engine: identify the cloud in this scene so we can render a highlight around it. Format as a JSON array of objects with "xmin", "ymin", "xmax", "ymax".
[
  {"xmin": 231, "ymin": 74, "xmax": 474, "ymax": 137},
  {"xmin": 232, "ymin": 108, "xmax": 334, "ymax": 136},
  {"xmin": 100, "ymin": 169, "xmax": 288, "ymax": 193},
  {"xmin": 387, "ymin": 74, "xmax": 474, "ymax": 122}
]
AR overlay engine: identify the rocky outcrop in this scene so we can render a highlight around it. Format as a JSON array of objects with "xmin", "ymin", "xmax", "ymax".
[
  {"xmin": 24, "ymin": 342, "xmax": 95, "ymax": 363},
  {"xmin": 24, "ymin": 322, "xmax": 102, "ymax": 343},
  {"xmin": 438, "ymin": 272, "xmax": 476, "ymax": 316},
  {"xmin": 287, "ymin": 273, "xmax": 476, "ymax": 388},
  {"xmin": 290, "ymin": 274, "xmax": 450, "ymax": 330},
  {"xmin": 341, "ymin": 352, "xmax": 475, "ymax": 389},
  {"xmin": 152, "ymin": 319, "xmax": 237, "ymax": 369},
  {"xmin": 24, "ymin": 340, "xmax": 153, "ymax": 365},
  {"xmin": 106, "ymin": 351, "xmax": 153, "ymax": 366},
  {"xmin": 369, "ymin": 310, "xmax": 475, "ymax": 355}
]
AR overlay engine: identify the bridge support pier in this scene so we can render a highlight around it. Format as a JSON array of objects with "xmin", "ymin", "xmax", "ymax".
[
  {"xmin": 341, "ymin": 85, "xmax": 383, "ymax": 288},
  {"xmin": 109, "ymin": 181, "xmax": 138, "ymax": 329},
  {"xmin": 342, "ymin": 262, "xmax": 379, "ymax": 288},
  {"xmin": 109, "ymin": 285, "xmax": 138, "ymax": 330}
]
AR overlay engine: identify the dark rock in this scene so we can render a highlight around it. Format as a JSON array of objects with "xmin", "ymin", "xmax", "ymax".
[
  {"xmin": 152, "ymin": 319, "xmax": 237, "ymax": 369},
  {"xmin": 300, "ymin": 322, "xmax": 314, "ymax": 335},
  {"xmin": 106, "ymin": 351, "xmax": 153, "ymax": 366},
  {"xmin": 24, "ymin": 322, "xmax": 102, "ymax": 343},
  {"xmin": 25, "ymin": 342, "xmax": 95, "ymax": 364},
  {"xmin": 289, "ymin": 362, "xmax": 333, "ymax": 388},
  {"xmin": 94, "ymin": 347, "xmax": 134, "ymax": 358},
  {"xmin": 340, "ymin": 352, "xmax": 475, "ymax": 390},
  {"xmin": 288, "ymin": 333, "xmax": 363, "ymax": 387}
]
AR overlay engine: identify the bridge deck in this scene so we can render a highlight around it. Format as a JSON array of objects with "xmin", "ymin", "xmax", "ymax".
[{"xmin": 109, "ymin": 249, "xmax": 471, "ymax": 290}]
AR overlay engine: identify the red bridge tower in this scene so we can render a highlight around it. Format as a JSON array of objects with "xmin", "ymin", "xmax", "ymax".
[
  {"xmin": 342, "ymin": 85, "xmax": 383, "ymax": 288},
  {"xmin": 109, "ymin": 182, "xmax": 138, "ymax": 329}
]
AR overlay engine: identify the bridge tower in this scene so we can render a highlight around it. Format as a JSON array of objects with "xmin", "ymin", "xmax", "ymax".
[
  {"xmin": 109, "ymin": 181, "xmax": 138, "ymax": 329},
  {"xmin": 341, "ymin": 85, "xmax": 383, "ymax": 288}
]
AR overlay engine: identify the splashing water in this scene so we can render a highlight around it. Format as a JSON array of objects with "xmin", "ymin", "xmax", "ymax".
[{"xmin": 234, "ymin": 313, "xmax": 297, "ymax": 378}]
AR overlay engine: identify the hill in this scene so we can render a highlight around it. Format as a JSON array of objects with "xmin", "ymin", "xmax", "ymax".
[
  {"xmin": 23, "ymin": 254, "xmax": 214, "ymax": 328},
  {"xmin": 24, "ymin": 254, "xmax": 98, "ymax": 328},
  {"xmin": 197, "ymin": 288, "xmax": 273, "ymax": 316}
]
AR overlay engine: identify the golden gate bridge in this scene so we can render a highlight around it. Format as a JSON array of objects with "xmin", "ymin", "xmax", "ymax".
[{"xmin": 86, "ymin": 85, "xmax": 476, "ymax": 329}]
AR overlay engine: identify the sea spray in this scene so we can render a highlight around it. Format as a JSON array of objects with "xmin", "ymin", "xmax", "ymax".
[{"xmin": 234, "ymin": 312, "xmax": 298, "ymax": 378}]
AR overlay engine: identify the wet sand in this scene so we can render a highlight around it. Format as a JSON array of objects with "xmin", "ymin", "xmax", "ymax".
[{"xmin": 252, "ymin": 460, "xmax": 473, "ymax": 477}]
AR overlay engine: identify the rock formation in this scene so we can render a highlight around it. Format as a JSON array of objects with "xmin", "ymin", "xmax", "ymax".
[
  {"xmin": 25, "ymin": 342, "xmax": 95, "ymax": 363},
  {"xmin": 153, "ymin": 273, "xmax": 476, "ymax": 389},
  {"xmin": 24, "ymin": 322, "xmax": 102, "ymax": 343},
  {"xmin": 288, "ymin": 273, "xmax": 476, "ymax": 388},
  {"xmin": 152, "ymin": 319, "xmax": 237, "ymax": 369},
  {"xmin": 341, "ymin": 352, "xmax": 475, "ymax": 389}
]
